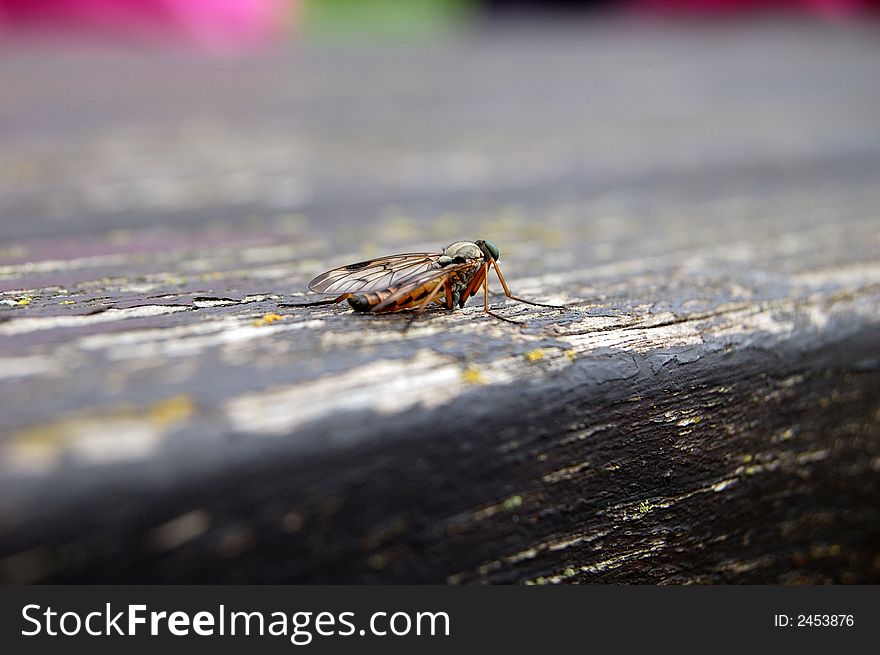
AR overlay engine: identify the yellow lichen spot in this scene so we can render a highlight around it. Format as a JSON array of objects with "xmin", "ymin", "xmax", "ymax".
[
  {"xmin": 525, "ymin": 348, "xmax": 544, "ymax": 362},
  {"xmin": 502, "ymin": 495, "xmax": 523, "ymax": 512},
  {"xmin": 742, "ymin": 454, "xmax": 754, "ymax": 464},
  {"xmin": 565, "ymin": 349, "xmax": 577, "ymax": 360},
  {"xmin": 16, "ymin": 296, "xmax": 32, "ymax": 306},
  {"xmin": 8, "ymin": 394, "xmax": 197, "ymax": 469},
  {"xmin": 460, "ymin": 366, "xmax": 486, "ymax": 385},
  {"xmin": 58, "ymin": 300, "xmax": 75, "ymax": 305},
  {"xmin": 8, "ymin": 425, "xmax": 62, "ymax": 466},
  {"xmin": 149, "ymin": 395, "xmax": 195, "ymax": 427},
  {"xmin": 253, "ymin": 312, "xmax": 285, "ymax": 327}
]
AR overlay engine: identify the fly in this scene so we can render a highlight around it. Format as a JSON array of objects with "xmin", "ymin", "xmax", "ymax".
[{"xmin": 284, "ymin": 239, "xmax": 563, "ymax": 325}]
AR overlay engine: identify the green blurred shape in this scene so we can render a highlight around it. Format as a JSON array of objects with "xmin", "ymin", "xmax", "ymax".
[{"xmin": 303, "ymin": 0, "xmax": 476, "ymax": 39}]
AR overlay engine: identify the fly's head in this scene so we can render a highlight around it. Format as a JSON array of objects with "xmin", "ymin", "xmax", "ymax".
[{"xmin": 474, "ymin": 239, "xmax": 500, "ymax": 262}]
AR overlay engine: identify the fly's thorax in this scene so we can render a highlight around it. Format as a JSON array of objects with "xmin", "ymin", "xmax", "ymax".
[
  {"xmin": 448, "ymin": 261, "xmax": 482, "ymax": 308},
  {"xmin": 450, "ymin": 275, "xmax": 469, "ymax": 308},
  {"xmin": 438, "ymin": 241, "xmax": 483, "ymax": 266}
]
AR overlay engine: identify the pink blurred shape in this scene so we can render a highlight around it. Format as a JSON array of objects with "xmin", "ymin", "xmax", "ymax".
[{"xmin": 0, "ymin": 0, "xmax": 292, "ymax": 52}]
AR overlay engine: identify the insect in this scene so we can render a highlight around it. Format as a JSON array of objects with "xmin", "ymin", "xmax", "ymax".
[{"xmin": 286, "ymin": 239, "xmax": 563, "ymax": 325}]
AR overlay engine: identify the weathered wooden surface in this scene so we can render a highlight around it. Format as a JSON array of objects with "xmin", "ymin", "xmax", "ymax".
[{"xmin": 1, "ymin": 23, "xmax": 879, "ymax": 583}]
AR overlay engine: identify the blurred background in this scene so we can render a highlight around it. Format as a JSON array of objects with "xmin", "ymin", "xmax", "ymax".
[
  {"xmin": 1, "ymin": 0, "xmax": 879, "ymax": 48},
  {"xmin": 2, "ymin": 0, "xmax": 879, "ymax": 273},
  {"xmin": 1, "ymin": 2, "xmax": 879, "ymax": 583}
]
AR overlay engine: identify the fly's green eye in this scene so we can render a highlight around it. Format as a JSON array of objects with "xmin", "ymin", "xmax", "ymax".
[{"xmin": 483, "ymin": 239, "xmax": 500, "ymax": 261}]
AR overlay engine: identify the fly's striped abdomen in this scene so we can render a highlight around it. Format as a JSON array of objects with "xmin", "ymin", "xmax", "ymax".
[
  {"xmin": 348, "ymin": 281, "xmax": 440, "ymax": 313},
  {"xmin": 347, "ymin": 289, "xmax": 395, "ymax": 312},
  {"xmin": 344, "ymin": 260, "xmax": 483, "ymax": 313}
]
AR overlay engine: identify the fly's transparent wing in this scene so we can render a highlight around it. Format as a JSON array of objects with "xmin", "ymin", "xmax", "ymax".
[{"xmin": 308, "ymin": 252, "xmax": 442, "ymax": 294}]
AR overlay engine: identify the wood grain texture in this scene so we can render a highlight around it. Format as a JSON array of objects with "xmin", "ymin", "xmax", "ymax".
[{"xmin": 0, "ymin": 23, "xmax": 879, "ymax": 583}]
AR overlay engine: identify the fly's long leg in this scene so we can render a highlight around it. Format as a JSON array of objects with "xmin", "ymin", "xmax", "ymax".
[
  {"xmin": 278, "ymin": 293, "xmax": 353, "ymax": 308},
  {"xmin": 490, "ymin": 260, "xmax": 565, "ymax": 309},
  {"xmin": 455, "ymin": 261, "xmax": 514, "ymax": 323},
  {"xmin": 483, "ymin": 267, "xmax": 522, "ymax": 324}
]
